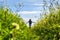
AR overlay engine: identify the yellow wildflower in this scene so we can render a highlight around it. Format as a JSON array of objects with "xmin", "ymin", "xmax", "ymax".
[{"xmin": 12, "ymin": 23, "xmax": 19, "ymax": 30}]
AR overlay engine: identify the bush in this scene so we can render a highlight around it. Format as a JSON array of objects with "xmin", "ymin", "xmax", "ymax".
[
  {"xmin": 32, "ymin": 9, "xmax": 60, "ymax": 40},
  {"xmin": 0, "ymin": 8, "xmax": 39, "ymax": 40}
]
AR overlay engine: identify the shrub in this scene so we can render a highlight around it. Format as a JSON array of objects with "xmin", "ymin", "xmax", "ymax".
[
  {"xmin": 32, "ymin": 9, "xmax": 60, "ymax": 40},
  {"xmin": 0, "ymin": 8, "xmax": 39, "ymax": 40}
]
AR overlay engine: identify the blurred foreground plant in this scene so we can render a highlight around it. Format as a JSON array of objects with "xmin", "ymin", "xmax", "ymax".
[
  {"xmin": 0, "ymin": 8, "xmax": 39, "ymax": 40},
  {"xmin": 32, "ymin": 9, "xmax": 60, "ymax": 40}
]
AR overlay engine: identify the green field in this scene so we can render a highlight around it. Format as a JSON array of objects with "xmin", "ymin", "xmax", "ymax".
[{"xmin": 0, "ymin": 7, "xmax": 60, "ymax": 40}]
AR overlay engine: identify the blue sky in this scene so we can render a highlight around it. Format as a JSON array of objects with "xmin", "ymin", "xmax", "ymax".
[
  {"xmin": 0, "ymin": 0, "xmax": 60, "ymax": 26},
  {"xmin": 1, "ymin": 0, "xmax": 44, "ymax": 22}
]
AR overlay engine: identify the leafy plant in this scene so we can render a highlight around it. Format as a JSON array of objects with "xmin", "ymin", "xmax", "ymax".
[
  {"xmin": 0, "ymin": 8, "xmax": 39, "ymax": 40},
  {"xmin": 32, "ymin": 9, "xmax": 60, "ymax": 40}
]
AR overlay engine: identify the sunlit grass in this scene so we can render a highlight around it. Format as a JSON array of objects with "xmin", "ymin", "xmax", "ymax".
[
  {"xmin": 32, "ymin": 9, "xmax": 60, "ymax": 40},
  {"xmin": 0, "ymin": 6, "xmax": 60, "ymax": 40}
]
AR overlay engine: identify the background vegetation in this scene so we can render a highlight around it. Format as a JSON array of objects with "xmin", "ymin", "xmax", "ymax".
[
  {"xmin": 32, "ymin": 9, "xmax": 60, "ymax": 40},
  {"xmin": 0, "ymin": 8, "xmax": 39, "ymax": 40},
  {"xmin": 0, "ymin": 0, "xmax": 60, "ymax": 40},
  {"xmin": 0, "ymin": 7, "xmax": 60, "ymax": 40}
]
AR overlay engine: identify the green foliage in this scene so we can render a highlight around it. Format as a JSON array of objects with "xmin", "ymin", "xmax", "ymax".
[
  {"xmin": 0, "ymin": 8, "xmax": 39, "ymax": 40},
  {"xmin": 1, "ymin": 6, "xmax": 60, "ymax": 40},
  {"xmin": 32, "ymin": 9, "xmax": 60, "ymax": 40}
]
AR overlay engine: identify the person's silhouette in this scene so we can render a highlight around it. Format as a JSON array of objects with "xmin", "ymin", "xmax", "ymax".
[{"xmin": 28, "ymin": 19, "xmax": 32, "ymax": 28}]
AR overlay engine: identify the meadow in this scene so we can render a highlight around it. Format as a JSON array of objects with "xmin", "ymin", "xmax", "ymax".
[{"xmin": 0, "ymin": 7, "xmax": 60, "ymax": 40}]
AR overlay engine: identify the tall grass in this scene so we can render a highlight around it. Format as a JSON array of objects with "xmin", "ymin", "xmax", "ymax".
[
  {"xmin": 0, "ymin": 8, "xmax": 39, "ymax": 40},
  {"xmin": 32, "ymin": 9, "xmax": 60, "ymax": 40},
  {"xmin": 0, "ymin": 7, "xmax": 60, "ymax": 40}
]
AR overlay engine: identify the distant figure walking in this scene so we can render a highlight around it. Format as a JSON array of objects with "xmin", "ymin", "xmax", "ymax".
[{"xmin": 28, "ymin": 19, "xmax": 32, "ymax": 28}]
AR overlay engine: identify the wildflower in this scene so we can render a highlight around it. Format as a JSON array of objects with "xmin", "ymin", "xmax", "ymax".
[{"xmin": 12, "ymin": 23, "xmax": 19, "ymax": 30}]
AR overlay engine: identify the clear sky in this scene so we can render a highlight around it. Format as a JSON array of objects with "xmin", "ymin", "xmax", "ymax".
[{"xmin": 0, "ymin": 0, "xmax": 60, "ymax": 26}]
